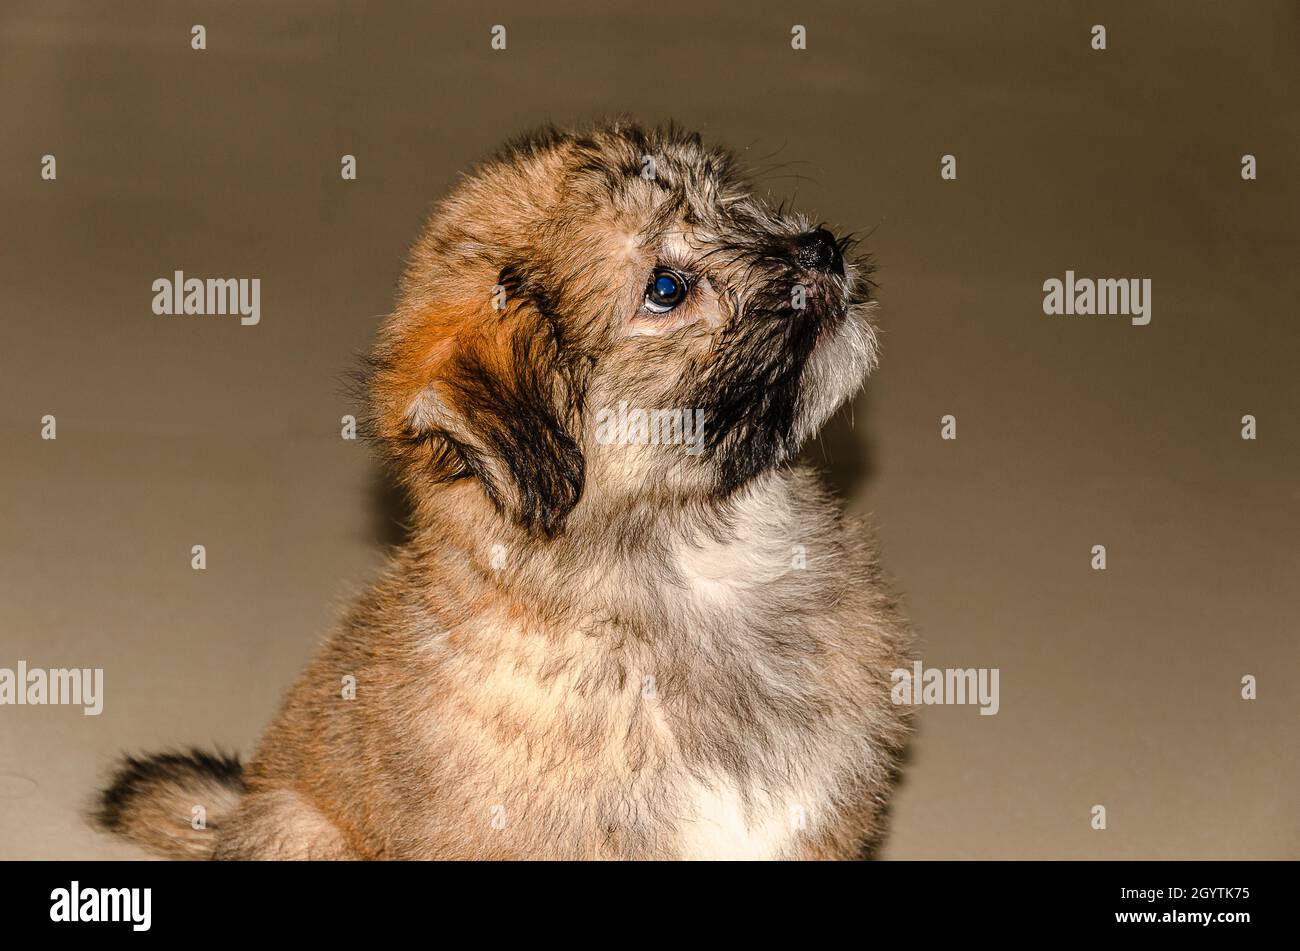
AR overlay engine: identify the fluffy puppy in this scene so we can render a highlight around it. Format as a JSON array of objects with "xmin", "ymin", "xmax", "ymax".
[{"xmin": 96, "ymin": 121, "xmax": 912, "ymax": 860}]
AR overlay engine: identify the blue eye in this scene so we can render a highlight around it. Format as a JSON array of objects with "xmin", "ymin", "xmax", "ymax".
[{"xmin": 645, "ymin": 268, "xmax": 689, "ymax": 313}]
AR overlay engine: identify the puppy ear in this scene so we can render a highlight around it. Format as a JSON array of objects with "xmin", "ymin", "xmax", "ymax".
[{"xmin": 371, "ymin": 288, "xmax": 585, "ymax": 536}]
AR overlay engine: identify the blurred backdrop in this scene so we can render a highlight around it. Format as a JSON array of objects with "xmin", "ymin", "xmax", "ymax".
[{"xmin": 1, "ymin": 0, "xmax": 1296, "ymax": 858}]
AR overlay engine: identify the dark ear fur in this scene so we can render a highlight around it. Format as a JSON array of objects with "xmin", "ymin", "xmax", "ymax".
[
  {"xmin": 435, "ymin": 319, "xmax": 585, "ymax": 535},
  {"xmin": 373, "ymin": 295, "xmax": 585, "ymax": 537}
]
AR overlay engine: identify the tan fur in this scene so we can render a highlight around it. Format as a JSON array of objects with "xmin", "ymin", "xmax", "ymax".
[{"xmin": 97, "ymin": 122, "xmax": 912, "ymax": 860}]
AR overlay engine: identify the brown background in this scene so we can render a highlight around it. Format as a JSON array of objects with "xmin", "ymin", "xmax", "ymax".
[{"xmin": 1, "ymin": 0, "xmax": 1296, "ymax": 859}]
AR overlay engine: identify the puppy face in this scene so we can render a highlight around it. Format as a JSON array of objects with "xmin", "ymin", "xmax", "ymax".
[{"xmin": 371, "ymin": 123, "xmax": 878, "ymax": 534}]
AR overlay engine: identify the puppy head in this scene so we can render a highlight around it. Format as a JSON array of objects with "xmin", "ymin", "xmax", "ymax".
[{"xmin": 370, "ymin": 122, "xmax": 878, "ymax": 535}]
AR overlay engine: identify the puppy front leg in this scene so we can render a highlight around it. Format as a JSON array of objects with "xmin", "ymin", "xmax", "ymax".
[
  {"xmin": 788, "ymin": 797, "xmax": 891, "ymax": 861},
  {"xmin": 212, "ymin": 789, "xmax": 361, "ymax": 860}
]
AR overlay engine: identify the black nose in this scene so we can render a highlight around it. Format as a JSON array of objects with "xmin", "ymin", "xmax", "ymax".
[{"xmin": 794, "ymin": 228, "xmax": 844, "ymax": 275}]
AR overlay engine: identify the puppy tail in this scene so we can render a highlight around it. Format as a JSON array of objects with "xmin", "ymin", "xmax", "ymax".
[{"xmin": 94, "ymin": 748, "xmax": 246, "ymax": 859}]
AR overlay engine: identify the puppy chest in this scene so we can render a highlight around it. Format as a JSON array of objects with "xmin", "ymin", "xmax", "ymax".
[
  {"xmin": 436, "ymin": 621, "xmax": 839, "ymax": 858},
  {"xmin": 671, "ymin": 774, "xmax": 828, "ymax": 860}
]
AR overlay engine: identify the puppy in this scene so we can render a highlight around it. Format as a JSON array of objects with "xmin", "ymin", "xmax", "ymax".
[{"xmin": 96, "ymin": 121, "xmax": 912, "ymax": 860}]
